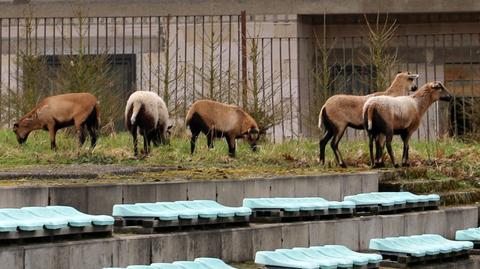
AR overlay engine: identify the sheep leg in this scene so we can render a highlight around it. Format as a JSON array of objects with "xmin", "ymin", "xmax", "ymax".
[
  {"xmin": 319, "ymin": 129, "xmax": 333, "ymax": 165},
  {"xmin": 226, "ymin": 135, "xmax": 236, "ymax": 157},
  {"xmin": 190, "ymin": 130, "xmax": 200, "ymax": 155},
  {"xmin": 142, "ymin": 129, "xmax": 149, "ymax": 156},
  {"xmin": 330, "ymin": 126, "xmax": 347, "ymax": 168},
  {"xmin": 87, "ymin": 125, "xmax": 97, "ymax": 149},
  {"xmin": 48, "ymin": 125, "xmax": 58, "ymax": 150},
  {"xmin": 75, "ymin": 124, "xmax": 86, "ymax": 148},
  {"xmin": 374, "ymin": 135, "xmax": 386, "ymax": 167},
  {"xmin": 385, "ymin": 134, "xmax": 398, "ymax": 168},
  {"xmin": 207, "ymin": 129, "xmax": 214, "ymax": 149},
  {"xmin": 368, "ymin": 133, "xmax": 375, "ymax": 167},
  {"xmin": 401, "ymin": 133, "xmax": 411, "ymax": 167}
]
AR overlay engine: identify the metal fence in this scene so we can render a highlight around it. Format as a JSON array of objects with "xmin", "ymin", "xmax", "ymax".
[{"xmin": 0, "ymin": 13, "xmax": 479, "ymax": 141}]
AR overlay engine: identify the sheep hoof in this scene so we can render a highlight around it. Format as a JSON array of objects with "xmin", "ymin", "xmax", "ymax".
[
  {"xmin": 373, "ymin": 163, "xmax": 385, "ymax": 168},
  {"xmin": 339, "ymin": 163, "xmax": 347, "ymax": 168},
  {"xmin": 402, "ymin": 163, "xmax": 410, "ymax": 167},
  {"xmin": 394, "ymin": 164, "xmax": 400, "ymax": 168}
]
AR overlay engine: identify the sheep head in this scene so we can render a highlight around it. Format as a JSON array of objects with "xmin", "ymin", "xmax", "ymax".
[
  {"xmin": 430, "ymin": 82, "xmax": 452, "ymax": 102},
  {"xmin": 388, "ymin": 71, "xmax": 419, "ymax": 96}
]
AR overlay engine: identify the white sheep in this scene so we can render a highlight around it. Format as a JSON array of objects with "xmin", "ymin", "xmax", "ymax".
[
  {"xmin": 363, "ymin": 81, "xmax": 452, "ymax": 167},
  {"xmin": 318, "ymin": 71, "xmax": 419, "ymax": 167},
  {"xmin": 125, "ymin": 91, "xmax": 172, "ymax": 156}
]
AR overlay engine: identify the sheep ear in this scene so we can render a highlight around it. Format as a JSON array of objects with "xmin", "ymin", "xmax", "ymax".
[
  {"xmin": 432, "ymin": 82, "xmax": 443, "ymax": 89},
  {"xmin": 408, "ymin": 74, "xmax": 419, "ymax": 79}
]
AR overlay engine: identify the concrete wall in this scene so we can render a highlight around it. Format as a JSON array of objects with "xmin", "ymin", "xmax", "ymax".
[
  {"xmin": 1, "ymin": 0, "xmax": 480, "ymax": 17},
  {"xmin": 0, "ymin": 172, "xmax": 379, "ymax": 214},
  {"xmin": 0, "ymin": 206, "xmax": 476, "ymax": 269}
]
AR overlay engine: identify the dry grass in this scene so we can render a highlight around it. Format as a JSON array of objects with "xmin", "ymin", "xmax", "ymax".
[{"xmin": 0, "ymin": 130, "xmax": 478, "ymax": 183}]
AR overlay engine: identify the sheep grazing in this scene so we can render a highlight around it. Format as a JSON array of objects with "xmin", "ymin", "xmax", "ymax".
[
  {"xmin": 13, "ymin": 93, "xmax": 100, "ymax": 150},
  {"xmin": 186, "ymin": 99, "xmax": 260, "ymax": 157},
  {"xmin": 318, "ymin": 71, "xmax": 419, "ymax": 167},
  {"xmin": 125, "ymin": 91, "xmax": 171, "ymax": 156},
  {"xmin": 363, "ymin": 82, "xmax": 452, "ymax": 168}
]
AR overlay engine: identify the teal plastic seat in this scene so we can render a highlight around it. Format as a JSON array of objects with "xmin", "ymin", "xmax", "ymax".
[
  {"xmin": 323, "ymin": 245, "xmax": 382, "ymax": 264},
  {"xmin": 421, "ymin": 234, "xmax": 473, "ymax": 251},
  {"xmin": 243, "ymin": 198, "xmax": 300, "ymax": 212},
  {"xmin": 255, "ymin": 251, "xmax": 319, "ymax": 269},
  {"xmin": 113, "ymin": 204, "xmax": 160, "ymax": 218},
  {"xmin": 135, "ymin": 203, "xmax": 179, "ymax": 221},
  {"xmin": 175, "ymin": 201, "xmax": 221, "ymax": 218},
  {"xmin": 194, "ymin": 258, "xmax": 236, "ymax": 269},
  {"xmin": 456, "ymin": 227, "xmax": 480, "ymax": 241},
  {"xmin": 369, "ymin": 237, "xmax": 426, "ymax": 257},
  {"xmin": 289, "ymin": 248, "xmax": 353, "ymax": 268},
  {"xmin": 150, "ymin": 264, "xmax": 184, "ymax": 269},
  {"xmin": 0, "ymin": 216, "xmax": 19, "ymax": 232},
  {"xmin": 194, "ymin": 200, "xmax": 252, "ymax": 217},
  {"xmin": 172, "ymin": 261, "xmax": 209, "ymax": 269},
  {"xmin": 179, "ymin": 201, "xmax": 234, "ymax": 217},
  {"xmin": 48, "ymin": 206, "xmax": 114, "ymax": 226},
  {"xmin": 276, "ymin": 249, "xmax": 340, "ymax": 268},
  {"xmin": 0, "ymin": 209, "xmax": 51, "ymax": 231},
  {"xmin": 127, "ymin": 266, "xmax": 155, "ymax": 269},
  {"xmin": 22, "ymin": 206, "xmax": 91, "ymax": 227},
  {"xmin": 344, "ymin": 193, "xmax": 395, "ymax": 207},
  {"xmin": 308, "ymin": 246, "xmax": 369, "ymax": 266},
  {"xmin": 390, "ymin": 236, "xmax": 440, "ymax": 255},
  {"xmin": 156, "ymin": 202, "xmax": 200, "ymax": 219}
]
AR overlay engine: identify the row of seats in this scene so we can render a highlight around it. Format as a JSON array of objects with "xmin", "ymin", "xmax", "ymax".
[
  {"xmin": 255, "ymin": 245, "xmax": 381, "ymax": 269},
  {"xmin": 242, "ymin": 198, "xmax": 355, "ymax": 211},
  {"xmin": 104, "ymin": 232, "xmax": 479, "ymax": 269},
  {"xmin": 104, "ymin": 257, "xmax": 235, "ymax": 269},
  {"xmin": 113, "ymin": 201, "xmax": 251, "ymax": 220},
  {"xmin": 456, "ymin": 227, "xmax": 480, "ymax": 241},
  {"xmin": 344, "ymin": 192, "xmax": 440, "ymax": 206},
  {"xmin": 369, "ymin": 234, "xmax": 473, "ymax": 257},
  {"xmin": 0, "ymin": 206, "xmax": 113, "ymax": 232}
]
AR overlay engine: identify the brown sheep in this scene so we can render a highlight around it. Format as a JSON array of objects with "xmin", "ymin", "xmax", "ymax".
[
  {"xmin": 363, "ymin": 82, "xmax": 452, "ymax": 167},
  {"xmin": 318, "ymin": 71, "xmax": 419, "ymax": 167},
  {"xmin": 13, "ymin": 93, "xmax": 100, "ymax": 150},
  {"xmin": 186, "ymin": 99, "xmax": 260, "ymax": 157}
]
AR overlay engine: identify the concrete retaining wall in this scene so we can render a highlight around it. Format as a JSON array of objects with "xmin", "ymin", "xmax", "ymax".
[
  {"xmin": 0, "ymin": 172, "xmax": 379, "ymax": 214},
  {"xmin": 0, "ymin": 206, "xmax": 476, "ymax": 269}
]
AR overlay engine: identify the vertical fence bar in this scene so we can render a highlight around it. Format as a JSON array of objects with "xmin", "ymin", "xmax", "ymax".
[
  {"xmin": 184, "ymin": 16, "xmax": 187, "ymax": 114},
  {"xmin": 288, "ymin": 37, "xmax": 294, "ymax": 137},
  {"xmin": 278, "ymin": 38, "xmax": 285, "ymax": 139},
  {"xmin": 158, "ymin": 16, "xmax": 161, "ymax": 96},
  {"xmin": 149, "ymin": 16, "xmax": 152, "ymax": 91},
  {"xmin": 7, "ymin": 18, "xmax": 11, "ymax": 125},
  {"xmin": 140, "ymin": 17, "xmax": 143, "ymax": 91},
  {"xmin": 16, "ymin": 18, "xmax": 20, "ymax": 110},
  {"xmin": 43, "ymin": 18, "xmax": 47, "ymax": 56},
  {"xmin": 424, "ymin": 34, "xmax": 430, "ymax": 141},
  {"xmin": 469, "ymin": 33, "xmax": 475, "ymax": 133},
  {"xmin": 131, "ymin": 17, "xmax": 135, "ymax": 90},
  {"xmin": 175, "ymin": 16, "xmax": 179, "ymax": 112},
  {"xmin": 241, "ymin": 11, "xmax": 247, "ymax": 108},
  {"xmin": 228, "ymin": 15, "xmax": 232, "ymax": 101},
  {"xmin": 34, "ymin": 18, "xmax": 38, "ymax": 54},
  {"xmin": 219, "ymin": 15, "xmax": 223, "ymax": 98},
  {"xmin": 460, "ymin": 34, "xmax": 466, "ymax": 135},
  {"xmin": 237, "ymin": 15, "xmax": 241, "ymax": 105},
  {"xmin": 192, "ymin": 16, "xmax": 196, "ymax": 100},
  {"xmin": 122, "ymin": 17, "xmax": 126, "ymax": 92},
  {"xmin": 270, "ymin": 37, "xmax": 275, "ymax": 142},
  {"xmin": 87, "ymin": 17, "xmax": 91, "ymax": 54},
  {"xmin": 201, "ymin": 16, "xmax": 205, "ymax": 96}
]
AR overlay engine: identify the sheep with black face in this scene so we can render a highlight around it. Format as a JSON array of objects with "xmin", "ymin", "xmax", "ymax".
[{"xmin": 186, "ymin": 100, "xmax": 260, "ymax": 157}]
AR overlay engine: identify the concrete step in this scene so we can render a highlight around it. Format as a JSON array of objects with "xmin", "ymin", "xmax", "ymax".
[
  {"xmin": 379, "ymin": 178, "xmax": 478, "ymax": 193},
  {"xmin": 439, "ymin": 189, "xmax": 480, "ymax": 206}
]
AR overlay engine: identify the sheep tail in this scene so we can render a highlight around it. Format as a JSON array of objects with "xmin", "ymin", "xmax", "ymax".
[
  {"xmin": 318, "ymin": 105, "xmax": 326, "ymax": 129},
  {"xmin": 185, "ymin": 107, "xmax": 195, "ymax": 128},
  {"xmin": 365, "ymin": 105, "xmax": 375, "ymax": 131},
  {"xmin": 130, "ymin": 101, "xmax": 142, "ymax": 125}
]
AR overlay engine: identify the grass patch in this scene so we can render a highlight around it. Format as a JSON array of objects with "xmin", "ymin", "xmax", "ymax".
[{"xmin": 0, "ymin": 129, "xmax": 479, "ymax": 182}]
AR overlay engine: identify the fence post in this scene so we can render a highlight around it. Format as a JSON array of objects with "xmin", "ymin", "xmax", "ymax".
[{"xmin": 241, "ymin": 10, "xmax": 247, "ymax": 108}]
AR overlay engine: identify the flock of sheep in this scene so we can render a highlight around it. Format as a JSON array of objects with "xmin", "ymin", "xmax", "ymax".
[{"xmin": 11, "ymin": 71, "xmax": 452, "ymax": 168}]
